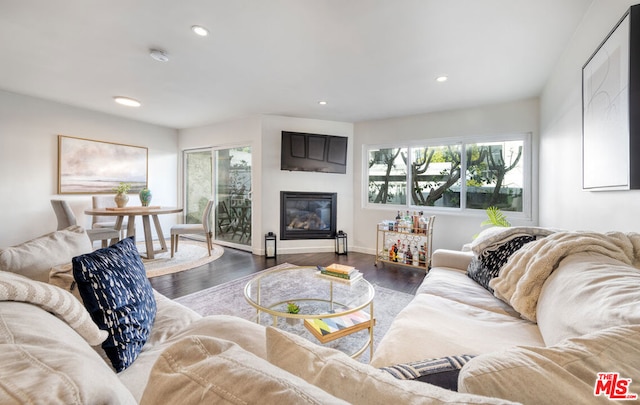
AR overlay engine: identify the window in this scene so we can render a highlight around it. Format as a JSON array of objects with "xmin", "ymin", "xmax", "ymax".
[{"xmin": 366, "ymin": 134, "xmax": 529, "ymax": 214}]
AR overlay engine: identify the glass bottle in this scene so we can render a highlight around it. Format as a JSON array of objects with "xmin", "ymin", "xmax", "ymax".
[
  {"xmin": 419, "ymin": 245, "xmax": 426, "ymax": 267},
  {"xmin": 405, "ymin": 244, "xmax": 412, "ymax": 264},
  {"xmin": 418, "ymin": 211, "xmax": 427, "ymax": 234}
]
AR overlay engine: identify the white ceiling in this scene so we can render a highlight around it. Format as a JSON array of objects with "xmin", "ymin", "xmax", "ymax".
[{"xmin": 0, "ymin": 0, "xmax": 593, "ymax": 129}]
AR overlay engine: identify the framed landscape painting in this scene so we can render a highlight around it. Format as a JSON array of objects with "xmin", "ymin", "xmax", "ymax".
[{"xmin": 58, "ymin": 135, "xmax": 148, "ymax": 194}]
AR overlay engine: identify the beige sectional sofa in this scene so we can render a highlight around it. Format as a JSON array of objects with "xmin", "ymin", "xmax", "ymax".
[
  {"xmin": 0, "ymin": 226, "xmax": 513, "ymax": 404},
  {"xmin": 372, "ymin": 227, "xmax": 640, "ymax": 404}
]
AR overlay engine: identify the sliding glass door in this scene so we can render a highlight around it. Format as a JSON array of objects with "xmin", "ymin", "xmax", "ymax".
[
  {"xmin": 214, "ymin": 147, "xmax": 252, "ymax": 247},
  {"xmin": 183, "ymin": 146, "xmax": 252, "ymax": 250}
]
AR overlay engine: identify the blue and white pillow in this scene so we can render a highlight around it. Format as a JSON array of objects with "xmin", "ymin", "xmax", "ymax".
[{"xmin": 72, "ymin": 236, "xmax": 156, "ymax": 372}]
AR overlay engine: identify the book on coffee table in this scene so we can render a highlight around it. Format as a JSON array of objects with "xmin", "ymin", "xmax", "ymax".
[
  {"xmin": 325, "ymin": 263, "xmax": 356, "ymax": 274},
  {"xmin": 304, "ymin": 309, "xmax": 374, "ymax": 344},
  {"xmin": 315, "ymin": 270, "xmax": 363, "ymax": 284}
]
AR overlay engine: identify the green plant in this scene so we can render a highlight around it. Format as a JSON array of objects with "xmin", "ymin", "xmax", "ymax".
[
  {"xmin": 286, "ymin": 302, "xmax": 300, "ymax": 314},
  {"xmin": 113, "ymin": 182, "xmax": 131, "ymax": 194},
  {"xmin": 481, "ymin": 206, "xmax": 511, "ymax": 228}
]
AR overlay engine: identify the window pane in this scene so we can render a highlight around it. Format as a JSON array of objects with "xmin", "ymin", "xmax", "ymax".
[
  {"xmin": 216, "ymin": 146, "xmax": 252, "ymax": 245},
  {"xmin": 368, "ymin": 148, "xmax": 407, "ymax": 204},
  {"xmin": 411, "ymin": 145, "xmax": 462, "ymax": 208},
  {"xmin": 466, "ymin": 141, "xmax": 524, "ymax": 211}
]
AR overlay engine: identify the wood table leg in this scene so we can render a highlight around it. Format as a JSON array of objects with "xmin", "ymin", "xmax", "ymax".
[
  {"xmin": 126, "ymin": 215, "xmax": 136, "ymax": 238},
  {"xmin": 152, "ymin": 215, "xmax": 167, "ymax": 252},
  {"xmin": 142, "ymin": 215, "xmax": 154, "ymax": 259}
]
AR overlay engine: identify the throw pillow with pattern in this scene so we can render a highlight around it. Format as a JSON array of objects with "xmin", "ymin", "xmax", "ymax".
[
  {"xmin": 480, "ymin": 235, "xmax": 536, "ymax": 273},
  {"xmin": 468, "ymin": 235, "xmax": 536, "ymax": 292},
  {"xmin": 467, "ymin": 257, "xmax": 495, "ymax": 292},
  {"xmin": 380, "ymin": 355, "xmax": 476, "ymax": 391},
  {"xmin": 72, "ymin": 236, "xmax": 156, "ymax": 372}
]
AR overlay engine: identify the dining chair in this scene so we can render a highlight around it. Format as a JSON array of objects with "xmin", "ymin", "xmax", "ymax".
[
  {"xmin": 51, "ymin": 200, "xmax": 120, "ymax": 248},
  {"xmin": 91, "ymin": 195, "xmax": 128, "ymax": 238},
  {"xmin": 216, "ymin": 201, "xmax": 233, "ymax": 235},
  {"xmin": 170, "ymin": 199, "xmax": 214, "ymax": 258}
]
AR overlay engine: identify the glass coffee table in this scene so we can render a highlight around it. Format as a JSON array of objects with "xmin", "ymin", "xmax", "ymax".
[{"xmin": 244, "ymin": 266, "xmax": 375, "ymax": 359}]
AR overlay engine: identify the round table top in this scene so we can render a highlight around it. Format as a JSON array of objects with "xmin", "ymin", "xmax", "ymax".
[
  {"xmin": 84, "ymin": 206, "xmax": 183, "ymax": 215},
  {"xmin": 243, "ymin": 266, "xmax": 374, "ymax": 319}
]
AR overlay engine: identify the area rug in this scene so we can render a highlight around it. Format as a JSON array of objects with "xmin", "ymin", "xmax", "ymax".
[
  {"xmin": 175, "ymin": 263, "xmax": 414, "ymax": 363},
  {"xmin": 140, "ymin": 240, "xmax": 224, "ymax": 278}
]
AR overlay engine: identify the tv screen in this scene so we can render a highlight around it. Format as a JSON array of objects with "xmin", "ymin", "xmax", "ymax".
[{"xmin": 281, "ymin": 131, "xmax": 347, "ymax": 174}]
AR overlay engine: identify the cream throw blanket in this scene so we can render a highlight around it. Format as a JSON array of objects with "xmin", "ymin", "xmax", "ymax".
[
  {"xmin": 0, "ymin": 270, "xmax": 108, "ymax": 345},
  {"xmin": 489, "ymin": 231, "xmax": 640, "ymax": 323}
]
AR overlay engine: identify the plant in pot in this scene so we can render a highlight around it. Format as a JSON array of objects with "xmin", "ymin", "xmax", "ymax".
[
  {"xmin": 286, "ymin": 302, "xmax": 300, "ymax": 325},
  {"xmin": 113, "ymin": 182, "xmax": 131, "ymax": 208}
]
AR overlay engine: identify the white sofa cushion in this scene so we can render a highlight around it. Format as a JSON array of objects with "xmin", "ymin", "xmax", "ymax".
[
  {"xmin": 416, "ymin": 268, "xmax": 521, "ymax": 318},
  {"xmin": 537, "ymin": 251, "xmax": 640, "ymax": 346},
  {"xmin": 0, "ymin": 301, "xmax": 136, "ymax": 404},
  {"xmin": 140, "ymin": 335, "xmax": 347, "ymax": 405},
  {"xmin": 458, "ymin": 325, "xmax": 640, "ymax": 405},
  {"xmin": 371, "ymin": 292, "xmax": 544, "ymax": 368},
  {"xmin": 0, "ymin": 226, "xmax": 91, "ymax": 282},
  {"xmin": 266, "ymin": 327, "xmax": 517, "ymax": 405},
  {"xmin": 118, "ymin": 293, "xmax": 267, "ymax": 403}
]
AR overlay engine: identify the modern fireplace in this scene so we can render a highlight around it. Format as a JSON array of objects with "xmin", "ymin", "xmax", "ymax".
[{"xmin": 280, "ymin": 191, "xmax": 337, "ymax": 240}]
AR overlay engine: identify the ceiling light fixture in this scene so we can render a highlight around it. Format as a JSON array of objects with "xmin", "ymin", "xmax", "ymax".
[
  {"xmin": 149, "ymin": 49, "xmax": 169, "ymax": 62},
  {"xmin": 113, "ymin": 96, "xmax": 141, "ymax": 107},
  {"xmin": 436, "ymin": 75, "xmax": 448, "ymax": 83},
  {"xmin": 318, "ymin": 101, "xmax": 328, "ymax": 105},
  {"xmin": 191, "ymin": 25, "xmax": 209, "ymax": 37}
]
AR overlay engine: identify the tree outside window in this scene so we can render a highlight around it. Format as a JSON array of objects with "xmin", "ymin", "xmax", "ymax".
[
  {"xmin": 366, "ymin": 136, "xmax": 526, "ymax": 212},
  {"xmin": 368, "ymin": 148, "xmax": 407, "ymax": 205}
]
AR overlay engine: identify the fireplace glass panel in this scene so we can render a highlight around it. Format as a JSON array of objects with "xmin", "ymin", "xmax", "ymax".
[{"xmin": 280, "ymin": 192, "xmax": 336, "ymax": 240}]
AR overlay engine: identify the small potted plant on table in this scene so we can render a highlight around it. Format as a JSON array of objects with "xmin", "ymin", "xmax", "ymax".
[
  {"xmin": 286, "ymin": 301, "xmax": 300, "ymax": 325},
  {"xmin": 113, "ymin": 182, "xmax": 131, "ymax": 208}
]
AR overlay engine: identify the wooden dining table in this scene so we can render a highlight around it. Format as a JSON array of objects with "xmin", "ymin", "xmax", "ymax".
[{"xmin": 84, "ymin": 206, "xmax": 182, "ymax": 259}]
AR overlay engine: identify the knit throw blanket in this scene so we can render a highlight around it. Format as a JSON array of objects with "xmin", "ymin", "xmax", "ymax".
[
  {"xmin": 0, "ymin": 270, "xmax": 108, "ymax": 346},
  {"xmin": 489, "ymin": 231, "xmax": 640, "ymax": 323}
]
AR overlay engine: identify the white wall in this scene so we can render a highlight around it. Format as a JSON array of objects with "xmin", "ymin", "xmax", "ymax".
[
  {"xmin": 539, "ymin": 0, "xmax": 640, "ymax": 232},
  {"xmin": 178, "ymin": 115, "xmax": 354, "ymax": 255},
  {"xmin": 352, "ymin": 98, "xmax": 540, "ymax": 253},
  {"xmin": 0, "ymin": 90, "xmax": 179, "ymax": 247},
  {"xmin": 261, "ymin": 116, "xmax": 354, "ymax": 254}
]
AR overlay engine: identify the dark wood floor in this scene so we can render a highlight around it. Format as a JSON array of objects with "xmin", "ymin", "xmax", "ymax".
[{"xmin": 149, "ymin": 247, "xmax": 427, "ymax": 299}]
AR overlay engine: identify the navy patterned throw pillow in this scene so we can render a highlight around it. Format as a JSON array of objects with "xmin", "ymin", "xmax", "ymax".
[
  {"xmin": 480, "ymin": 235, "xmax": 536, "ymax": 274},
  {"xmin": 72, "ymin": 236, "xmax": 156, "ymax": 372},
  {"xmin": 467, "ymin": 235, "xmax": 536, "ymax": 292}
]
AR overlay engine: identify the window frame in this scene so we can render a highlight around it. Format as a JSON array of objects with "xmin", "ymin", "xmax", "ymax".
[{"xmin": 363, "ymin": 133, "xmax": 532, "ymax": 219}]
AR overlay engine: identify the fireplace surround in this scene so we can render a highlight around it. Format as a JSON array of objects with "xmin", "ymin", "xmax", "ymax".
[{"xmin": 280, "ymin": 191, "xmax": 337, "ymax": 240}]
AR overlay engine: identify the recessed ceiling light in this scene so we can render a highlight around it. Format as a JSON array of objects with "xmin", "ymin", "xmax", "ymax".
[
  {"xmin": 114, "ymin": 96, "xmax": 141, "ymax": 107},
  {"xmin": 191, "ymin": 25, "xmax": 209, "ymax": 37},
  {"xmin": 149, "ymin": 49, "xmax": 169, "ymax": 62},
  {"xmin": 436, "ymin": 75, "xmax": 448, "ymax": 83},
  {"xmin": 318, "ymin": 101, "xmax": 328, "ymax": 105}
]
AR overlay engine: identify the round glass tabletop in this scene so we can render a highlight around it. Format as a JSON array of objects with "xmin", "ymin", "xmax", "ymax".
[{"xmin": 243, "ymin": 266, "xmax": 375, "ymax": 319}]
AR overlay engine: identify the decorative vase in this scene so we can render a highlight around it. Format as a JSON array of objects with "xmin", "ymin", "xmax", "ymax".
[
  {"xmin": 114, "ymin": 193, "xmax": 129, "ymax": 208},
  {"xmin": 139, "ymin": 188, "xmax": 152, "ymax": 207}
]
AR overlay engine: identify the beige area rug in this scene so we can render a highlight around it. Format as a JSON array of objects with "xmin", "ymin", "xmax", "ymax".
[{"xmin": 139, "ymin": 240, "xmax": 224, "ymax": 278}]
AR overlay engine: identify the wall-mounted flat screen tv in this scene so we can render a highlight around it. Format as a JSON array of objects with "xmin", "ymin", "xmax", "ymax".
[{"xmin": 281, "ymin": 131, "xmax": 348, "ymax": 174}]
